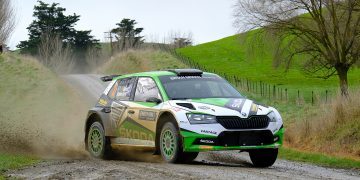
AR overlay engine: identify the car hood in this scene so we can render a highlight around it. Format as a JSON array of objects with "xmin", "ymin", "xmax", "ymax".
[{"xmin": 168, "ymin": 98, "xmax": 272, "ymax": 118}]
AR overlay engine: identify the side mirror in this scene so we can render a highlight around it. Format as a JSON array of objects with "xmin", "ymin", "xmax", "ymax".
[{"xmin": 146, "ymin": 97, "xmax": 162, "ymax": 104}]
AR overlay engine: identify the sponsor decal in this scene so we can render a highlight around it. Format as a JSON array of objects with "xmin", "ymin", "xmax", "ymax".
[
  {"xmin": 119, "ymin": 127, "xmax": 154, "ymax": 141},
  {"xmin": 201, "ymin": 130, "xmax": 217, "ymax": 135},
  {"xmin": 225, "ymin": 99, "xmax": 246, "ymax": 113},
  {"xmin": 169, "ymin": 76, "xmax": 218, "ymax": 81},
  {"xmin": 111, "ymin": 102, "xmax": 127, "ymax": 127},
  {"xmin": 139, "ymin": 110, "xmax": 157, "ymax": 121},
  {"xmin": 118, "ymin": 117, "xmax": 155, "ymax": 141},
  {"xmin": 198, "ymin": 106, "xmax": 211, "ymax": 110},
  {"xmin": 98, "ymin": 98, "xmax": 108, "ymax": 106},
  {"xmin": 171, "ymin": 107, "xmax": 182, "ymax": 112},
  {"xmin": 199, "ymin": 139, "xmax": 215, "ymax": 144},
  {"xmin": 199, "ymin": 145, "xmax": 213, "ymax": 150}
]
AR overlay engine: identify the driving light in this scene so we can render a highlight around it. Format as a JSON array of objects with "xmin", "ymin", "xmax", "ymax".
[
  {"xmin": 187, "ymin": 114, "xmax": 217, "ymax": 124},
  {"xmin": 267, "ymin": 111, "xmax": 277, "ymax": 122}
]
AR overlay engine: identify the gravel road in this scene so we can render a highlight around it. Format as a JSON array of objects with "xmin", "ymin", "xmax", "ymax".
[{"xmin": 7, "ymin": 74, "xmax": 360, "ymax": 180}]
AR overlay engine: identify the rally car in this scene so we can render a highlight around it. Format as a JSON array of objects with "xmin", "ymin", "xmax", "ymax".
[{"xmin": 85, "ymin": 69, "xmax": 284, "ymax": 167}]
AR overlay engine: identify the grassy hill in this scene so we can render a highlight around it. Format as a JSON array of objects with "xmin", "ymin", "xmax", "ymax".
[
  {"xmin": 0, "ymin": 53, "xmax": 87, "ymax": 178},
  {"xmin": 99, "ymin": 49, "xmax": 187, "ymax": 74},
  {"xmin": 177, "ymin": 30, "xmax": 360, "ymax": 100},
  {"xmin": 177, "ymin": 31, "xmax": 360, "ymax": 163}
]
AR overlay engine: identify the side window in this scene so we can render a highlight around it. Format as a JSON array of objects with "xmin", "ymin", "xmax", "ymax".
[
  {"xmin": 107, "ymin": 81, "xmax": 119, "ymax": 99},
  {"xmin": 116, "ymin": 78, "xmax": 135, "ymax": 101},
  {"xmin": 134, "ymin": 77, "xmax": 161, "ymax": 102}
]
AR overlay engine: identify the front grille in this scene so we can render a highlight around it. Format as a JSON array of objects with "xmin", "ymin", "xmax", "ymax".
[
  {"xmin": 217, "ymin": 130, "xmax": 274, "ymax": 146},
  {"xmin": 216, "ymin": 116, "xmax": 270, "ymax": 129}
]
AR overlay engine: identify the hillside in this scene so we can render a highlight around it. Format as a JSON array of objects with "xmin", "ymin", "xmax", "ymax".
[
  {"xmin": 178, "ymin": 31, "xmax": 360, "ymax": 161},
  {"xmin": 0, "ymin": 54, "xmax": 87, "ymax": 157},
  {"xmin": 177, "ymin": 30, "xmax": 360, "ymax": 99},
  {"xmin": 98, "ymin": 49, "xmax": 187, "ymax": 74}
]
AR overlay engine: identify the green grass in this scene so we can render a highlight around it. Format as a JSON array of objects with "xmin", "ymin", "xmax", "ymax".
[
  {"xmin": 177, "ymin": 30, "xmax": 360, "ymax": 102},
  {"xmin": 0, "ymin": 153, "xmax": 38, "ymax": 179},
  {"xmin": 280, "ymin": 148, "xmax": 360, "ymax": 169}
]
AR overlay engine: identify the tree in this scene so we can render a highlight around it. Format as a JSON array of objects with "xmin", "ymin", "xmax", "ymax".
[
  {"xmin": 17, "ymin": 1, "xmax": 99, "ymax": 71},
  {"xmin": 166, "ymin": 31, "xmax": 193, "ymax": 48},
  {"xmin": 0, "ymin": 0, "xmax": 15, "ymax": 46},
  {"xmin": 111, "ymin": 18, "xmax": 144, "ymax": 51},
  {"xmin": 17, "ymin": 1, "xmax": 79, "ymax": 55},
  {"xmin": 234, "ymin": 0, "xmax": 360, "ymax": 96},
  {"xmin": 38, "ymin": 31, "xmax": 74, "ymax": 73},
  {"xmin": 72, "ymin": 30, "xmax": 100, "ymax": 68}
]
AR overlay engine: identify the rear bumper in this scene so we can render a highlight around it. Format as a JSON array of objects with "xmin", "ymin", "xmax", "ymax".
[{"xmin": 181, "ymin": 128, "xmax": 284, "ymax": 152}]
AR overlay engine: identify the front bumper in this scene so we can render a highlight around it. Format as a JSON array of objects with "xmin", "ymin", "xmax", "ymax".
[{"xmin": 181, "ymin": 127, "xmax": 284, "ymax": 152}]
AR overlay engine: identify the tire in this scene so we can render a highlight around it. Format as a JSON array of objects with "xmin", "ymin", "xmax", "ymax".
[
  {"xmin": 249, "ymin": 148, "xmax": 278, "ymax": 167},
  {"xmin": 159, "ymin": 122, "xmax": 198, "ymax": 163},
  {"xmin": 87, "ymin": 121, "xmax": 113, "ymax": 159}
]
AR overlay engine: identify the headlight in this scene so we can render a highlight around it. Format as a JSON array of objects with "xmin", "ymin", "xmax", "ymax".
[
  {"xmin": 187, "ymin": 114, "xmax": 217, "ymax": 124},
  {"xmin": 267, "ymin": 111, "xmax": 277, "ymax": 122}
]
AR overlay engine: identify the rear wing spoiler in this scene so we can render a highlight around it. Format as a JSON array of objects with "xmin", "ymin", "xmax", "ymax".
[{"xmin": 100, "ymin": 75, "xmax": 121, "ymax": 82}]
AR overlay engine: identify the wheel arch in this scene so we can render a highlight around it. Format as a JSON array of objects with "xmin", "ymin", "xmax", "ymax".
[{"xmin": 154, "ymin": 111, "xmax": 179, "ymax": 154}]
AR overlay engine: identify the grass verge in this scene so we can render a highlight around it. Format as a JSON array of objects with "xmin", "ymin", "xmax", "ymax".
[
  {"xmin": 280, "ymin": 148, "xmax": 360, "ymax": 169},
  {"xmin": 0, "ymin": 153, "xmax": 38, "ymax": 179}
]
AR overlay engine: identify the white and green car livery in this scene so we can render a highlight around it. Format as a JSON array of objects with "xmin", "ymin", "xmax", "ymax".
[{"xmin": 85, "ymin": 69, "xmax": 284, "ymax": 167}]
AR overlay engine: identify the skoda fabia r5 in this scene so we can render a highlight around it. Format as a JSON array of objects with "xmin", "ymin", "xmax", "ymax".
[{"xmin": 85, "ymin": 69, "xmax": 284, "ymax": 167}]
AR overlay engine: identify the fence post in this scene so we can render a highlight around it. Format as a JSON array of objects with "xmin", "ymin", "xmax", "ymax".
[
  {"xmin": 269, "ymin": 84, "xmax": 271, "ymax": 99},
  {"xmin": 255, "ymin": 82, "xmax": 257, "ymax": 94},
  {"xmin": 273, "ymin": 85, "xmax": 276, "ymax": 99},
  {"xmin": 325, "ymin": 90, "xmax": 328, "ymax": 103},
  {"xmin": 247, "ymin": 79, "xmax": 249, "ymax": 92},
  {"xmin": 285, "ymin": 88, "xmax": 288, "ymax": 101},
  {"xmin": 298, "ymin": 90, "xmax": 300, "ymax": 100},
  {"xmin": 312, "ymin": 91, "xmax": 314, "ymax": 105},
  {"xmin": 255, "ymin": 82, "xmax": 256, "ymax": 94}
]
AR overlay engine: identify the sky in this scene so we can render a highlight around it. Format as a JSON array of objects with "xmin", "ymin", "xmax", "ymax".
[{"xmin": 8, "ymin": 0, "xmax": 239, "ymax": 50}]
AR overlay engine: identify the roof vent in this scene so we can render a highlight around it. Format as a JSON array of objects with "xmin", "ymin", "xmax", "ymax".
[
  {"xmin": 100, "ymin": 75, "xmax": 122, "ymax": 82},
  {"xmin": 168, "ymin": 69, "xmax": 203, "ymax": 76}
]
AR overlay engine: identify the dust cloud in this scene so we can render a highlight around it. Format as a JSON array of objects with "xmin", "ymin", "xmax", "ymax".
[{"xmin": 0, "ymin": 80, "xmax": 89, "ymax": 159}]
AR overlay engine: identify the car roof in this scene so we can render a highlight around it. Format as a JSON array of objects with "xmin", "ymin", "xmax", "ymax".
[{"xmin": 113, "ymin": 70, "xmax": 217, "ymax": 80}]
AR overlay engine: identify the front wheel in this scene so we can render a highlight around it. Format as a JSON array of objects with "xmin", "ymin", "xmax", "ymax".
[
  {"xmin": 249, "ymin": 148, "xmax": 278, "ymax": 167},
  {"xmin": 87, "ymin": 121, "xmax": 113, "ymax": 159},
  {"xmin": 160, "ymin": 122, "xmax": 198, "ymax": 163}
]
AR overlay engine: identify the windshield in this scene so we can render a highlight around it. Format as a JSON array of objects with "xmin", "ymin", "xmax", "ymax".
[{"xmin": 159, "ymin": 75, "xmax": 242, "ymax": 100}]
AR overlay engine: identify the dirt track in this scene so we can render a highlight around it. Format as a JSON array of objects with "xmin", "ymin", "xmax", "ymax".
[{"xmin": 7, "ymin": 74, "xmax": 360, "ymax": 179}]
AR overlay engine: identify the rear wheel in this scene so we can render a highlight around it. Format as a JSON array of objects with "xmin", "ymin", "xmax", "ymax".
[
  {"xmin": 87, "ymin": 122, "xmax": 113, "ymax": 159},
  {"xmin": 160, "ymin": 122, "xmax": 198, "ymax": 163},
  {"xmin": 249, "ymin": 148, "xmax": 278, "ymax": 167}
]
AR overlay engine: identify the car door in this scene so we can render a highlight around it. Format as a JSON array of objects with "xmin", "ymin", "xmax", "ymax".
[
  {"xmin": 109, "ymin": 77, "xmax": 137, "ymax": 143},
  {"xmin": 113, "ymin": 77, "xmax": 162, "ymax": 146}
]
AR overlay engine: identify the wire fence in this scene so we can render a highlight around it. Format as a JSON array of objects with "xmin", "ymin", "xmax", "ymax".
[{"xmin": 152, "ymin": 44, "xmax": 334, "ymax": 105}]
